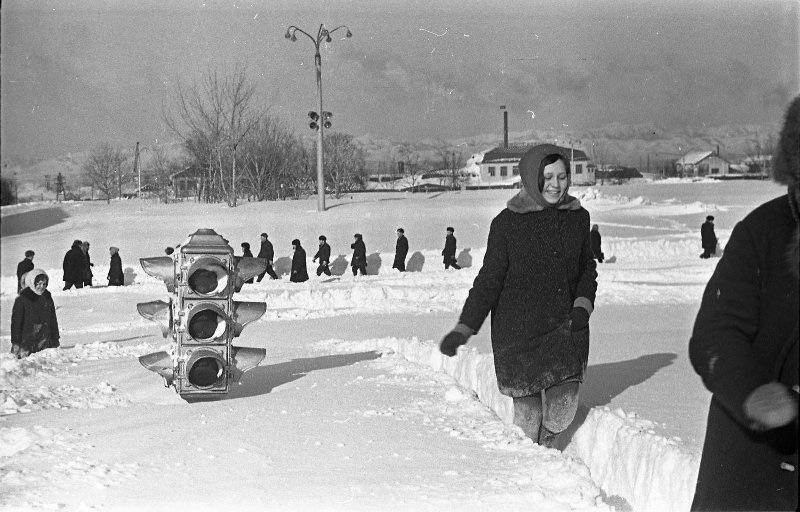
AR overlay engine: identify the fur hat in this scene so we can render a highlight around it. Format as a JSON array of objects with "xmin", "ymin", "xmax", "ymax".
[
  {"xmin": 354, "ymin": 233, "xmax": 362, "ymax": 239},
  {"xmin": 773, "ymin": 95, "xmax": 799, "ymax": 188},
  {"xmin": 260, "ymin": 233, "xmax": 268, "ymax": 238},
  {"xmin": 291, "ymin": 239, "xmax": 301, "ymax": 246},
  {"xmin": 109, "ymin": 246, "xmax": 119, "ymax": 254}
]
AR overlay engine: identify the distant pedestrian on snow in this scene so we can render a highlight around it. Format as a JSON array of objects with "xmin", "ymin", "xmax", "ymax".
[
  {"xmin": 62, "ymin": 240, "xmax": 85, "ymax": 290},
  {"xmin": 439, "ymin": 144, "xmax": 597, "ymax": 449},
  {"xmin": 313, "ymin": 235, "xmax": 332, "ymax": 277},
  {"xmin": 590, "ymin": 224, "xmax": 604, "ymax": 263},
  {"xmin": 16, "ymin": 250, "xmax": 35, "ymax": 293},
  {"xmin": 688, "ymin": 96, "xmax": 798, "ymax": 512},
  {"xmin": 241, "ymin": 242, "xmax": 255, "ymax": 283},
  {"xmin": 256, "ymin": 233, "xmax": 279, "ymax": 281},
  {"xmin": 393, "ymin": 228, "xmax": 408, "ymax": 272},
  {"xmin": 81, "ymin": 241, "xmax": 94, "ymax": 287},
  {"xmin": 351, "ymin": 233, "xmax": 367, "ymax": 276},
  {"xmin": 11, "ymin": 269, "xmax": 60, "ymax": 358},
  {"xmin": 290, "ymin": 239, "xmax": 309, "ymax": 283},
  {"xmin": 107, "ymin": 247, "xmax": 124, "ymax": 286},
  {"xmin": 442, "ymin": 227, "xmax": 461, "ymax": 269},
  {"xmin": 699, "ymin": 215, "xmax": 717, "ymax": 258}
]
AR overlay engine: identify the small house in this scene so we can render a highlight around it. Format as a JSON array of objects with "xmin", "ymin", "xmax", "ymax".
[{"xmin": 675, "ymin": 151, "xmax": 730, "ymax": 177}]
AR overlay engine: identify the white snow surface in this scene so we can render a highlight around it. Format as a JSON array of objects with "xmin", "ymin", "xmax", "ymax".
[{"xmin": 0, "ymin": 181, "xmax": 787, "ymax": 511}]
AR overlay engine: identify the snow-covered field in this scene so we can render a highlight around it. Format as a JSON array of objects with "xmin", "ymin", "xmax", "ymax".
[{"xmin": 0, "ymin": 180, "xmax": 787, "ymax": 511}]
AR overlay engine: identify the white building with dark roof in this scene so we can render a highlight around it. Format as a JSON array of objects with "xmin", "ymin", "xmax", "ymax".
[
  {"xmin": 477, "ymin": 144, "xmax": 595, "ymax": 187},
  {"xmin": 675, "ymin": 150, "xmax": 730, "ymax": 177}
]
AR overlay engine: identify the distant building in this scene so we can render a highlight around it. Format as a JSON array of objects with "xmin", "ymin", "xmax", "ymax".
[
  {"xmin": 675, "ymin": 150, "xmax": 730, "ymax": 177},
  {"xmin": 477, "ymin": 144, "xmax": 595, "ymax": 187}
]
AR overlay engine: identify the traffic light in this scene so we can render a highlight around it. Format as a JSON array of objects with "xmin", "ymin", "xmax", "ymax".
[
  {"xmin": 137, "ymin": 228, "xmax": 267, "ymax": 398},
  {"xmin": 321, "ymin": 111, "xmax": 333, "ymax": 129},
  {"xmin": 308, "ymin": 111, "xmax": 319, "ymax": 130}
]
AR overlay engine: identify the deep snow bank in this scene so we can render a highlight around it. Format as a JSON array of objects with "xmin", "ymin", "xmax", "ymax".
[{"xmin": 316, "ymin": 336, "xmax": 698, "ymax": 512}]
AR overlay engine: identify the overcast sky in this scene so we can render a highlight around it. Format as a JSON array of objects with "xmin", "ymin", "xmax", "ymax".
[{"xmin": 1, "ymin": 0, "xmax": 798, "ymax": 160}]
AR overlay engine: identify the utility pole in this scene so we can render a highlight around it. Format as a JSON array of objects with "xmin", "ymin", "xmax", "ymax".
[{"xmin": 133, "ymin": 141, "xmax": 141, "ymax": 197}]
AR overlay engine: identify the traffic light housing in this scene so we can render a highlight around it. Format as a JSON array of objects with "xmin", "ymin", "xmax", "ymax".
[
  {"xmin": 308, "ymin": 111, "xmax": 319, "ymax": 130},
  {"xmin": 321, "ymin": 111, "xmax": 333, "ymax": 129},
  {"xmin": 308, "ymin": 111, "xmax": 333, "ymax": 130},
  {"xmin": 137, "ymin": 229, "xmax": 267, "ymax": 398}
]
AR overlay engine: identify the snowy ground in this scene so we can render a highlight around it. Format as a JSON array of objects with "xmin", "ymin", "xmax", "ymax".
[{"xmin": 0, "ymin": 180, "xmax": 788, "ymax": 511}]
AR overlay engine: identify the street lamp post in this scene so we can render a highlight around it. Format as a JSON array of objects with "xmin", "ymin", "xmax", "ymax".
[{"xmin": 285, "ymin": 23, "xmax": 352, "ymax": 212}]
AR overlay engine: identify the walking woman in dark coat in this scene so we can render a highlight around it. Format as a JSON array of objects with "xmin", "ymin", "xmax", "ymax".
[
  {"xmin": 11, "ymin": 269, "xmax": 60, "ymax": 358},
  {"xmin": 107, "ymin": 246, "xmax": 124, "ymax": 286},
  {"xmin": 313, "ymin": 235, "xmax": 332, "ymax": 277},
  {"xmin": 81, "ymin": 241, "xmax": 94, "ymax": 286},
  {"xmin": 290, "ymin": 239, "xmax": 309, "ymax": 283},
  {"xmin": 350, "ymin": 234, "xmax": 367, "ymax": 276},
  {"xmin": 440, "ymin": 144, "xmax": 597, "ymax": 448},
  {"xmin": 689, "ymin": 97, "xmax": 799, "ymax": 512}
]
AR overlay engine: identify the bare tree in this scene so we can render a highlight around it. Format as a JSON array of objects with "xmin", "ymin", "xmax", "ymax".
[
  {"xmin": 318, "ymin": 132, "xmax": 366, "ymax": 198},
  {"xmin": 433, "ymin": 141, "xmax": 466, "ymax": 189},
  {"xmin": 241, "ymin": 115, "xmax": 306, "ymax": 200},
  {"xmin": 82, "ymin": 143, "xmax": 126, "ymax": 203},
  {"xmin": 163, "ymin": 64, "xmax": 258, "ymax": 205},
  {"xmin": 145, "ymin": 145, "xmax": 184, "ymax": 203}
]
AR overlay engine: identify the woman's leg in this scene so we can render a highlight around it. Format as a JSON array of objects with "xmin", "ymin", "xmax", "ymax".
[
  {"xmin": 538, "ymin": 381, "xmax": 580, "ymax": 448},
  {"xmin": 512, "ymin": 394, "xmax": 543, "ymax": 440}
]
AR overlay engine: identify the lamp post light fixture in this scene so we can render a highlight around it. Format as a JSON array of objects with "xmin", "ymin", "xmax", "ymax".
[{"xmin": 285, "ymin": 24, "xmax": 352, "ymax": 212}]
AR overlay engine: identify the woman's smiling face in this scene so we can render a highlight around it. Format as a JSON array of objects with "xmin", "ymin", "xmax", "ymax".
[{"xmin": 541, "ymin": 159, "xmax": 568, "ymax": 204}]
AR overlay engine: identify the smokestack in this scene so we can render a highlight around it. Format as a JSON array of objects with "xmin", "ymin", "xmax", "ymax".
[
  {"xmin": 504, "ymin": 111, "xmax": 508, "ymax": 148},
  {"xmin": 500, "ymin": 105, "xmax": 508, "ymax": 148}
]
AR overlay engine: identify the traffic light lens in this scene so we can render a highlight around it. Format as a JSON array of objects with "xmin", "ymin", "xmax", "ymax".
[
  {"xmin": 187, "ymin": 357, "xmax": 223, "ymax": 387},
  {"xmin": 187, "ymin": 264, "xmax": 228, "ymax": 295},
  {"xmin": 188, "ymin": 309, "xmax": 226, "ymax": 340}
]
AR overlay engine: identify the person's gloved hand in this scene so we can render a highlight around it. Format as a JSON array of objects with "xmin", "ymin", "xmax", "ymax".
[
  {"xmin": 569, "ymin": 307, "xmax": 590, "ymax": 332},
  {"xmin": 744, "ymin": 382, "xmax": 798, "ymax": 430},
  {"xmin": 439, "ymin": 331, "xmax": 468, "ymax": 357}
]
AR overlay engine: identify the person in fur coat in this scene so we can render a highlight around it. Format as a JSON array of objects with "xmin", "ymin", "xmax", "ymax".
[
  {"xmin": 689, "ymin": 96, "xmax": 799, "ymax": 511},
  {"xmin": 11, "ymin": 269, "xmax": 60, "ymax": 358},
  {"xmin": 439, "ymin": 144, "xmax": 597, "ymax": 448}
]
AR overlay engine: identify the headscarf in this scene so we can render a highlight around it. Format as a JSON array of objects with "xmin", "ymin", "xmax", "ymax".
[
  {"xmin": 507, "ymin": 144, "xmax": 582, "ymax": 213},
  {"xmin": 24, "ymin": 269, "xmax": 48, "ymax": 292}
]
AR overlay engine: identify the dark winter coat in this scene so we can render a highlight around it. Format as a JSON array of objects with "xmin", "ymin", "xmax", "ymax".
[
  {"xmin": 290, "ymin": 246, "xmax": 309, "ymax": 283},
  {"xmin": 350, "ymin": 239, "xmax": 366, "ymax": 267},
  {"xmin": 16, "ymin": 258, "xmax": 34, "ymax": 292},
  {"xmin": 11, "ymin": 288, "xmax": 60, "ymax": 354},
  {"xmin": 689, "ymin": 195, "xmax": 798, "ymax": 511},
  {"xmin": 590, "ymin": 230, "xmax": 603, "ymax": 260},
  {"xmin": 257, "ymin": 240, "xmax": 274, "ymax": 262},
  {"xmin": 108, "ymin": 253, "xmax": 124, "ymax": 286},
  {"xmin": 701, "ymin": 221, "xmax": 717, "ymax": 252},
  {"xmin": 458, "ymin": 207, "xmax": 598, "ymax": 396},
  {"xmin": 62, "ymin": 246, "xmax": 85, "ymax": 284},
  {"xmin": 393, "ymin": 236, "xmax": 409, "ymax": 270},
  {"xmin": 314, "ymin": 243, "xmax": 331, "ymax": 264},
  {"xmin": 442, "ymin": 234, "xmax": 457, "ymax": 263}
]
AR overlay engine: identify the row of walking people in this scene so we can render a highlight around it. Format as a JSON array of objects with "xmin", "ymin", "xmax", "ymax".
[{"xmin": 228, "ymin": 227, "xmax": 464, "ymax": 284}]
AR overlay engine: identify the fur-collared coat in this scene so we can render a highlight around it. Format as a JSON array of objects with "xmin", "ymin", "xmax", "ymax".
[
  {"xmin": 458, "ymin": 207, "xmax": 598, "ymax": 396},
  {"xmin": 689, "ymin": 96, "xmax": 799, "ymax": 511}
]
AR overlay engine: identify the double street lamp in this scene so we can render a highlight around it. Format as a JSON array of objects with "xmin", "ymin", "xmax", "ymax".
[{"xmin": 285, "ymin": 24, "xmax": 352, "ymax": 212}]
